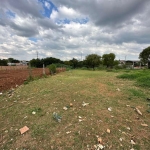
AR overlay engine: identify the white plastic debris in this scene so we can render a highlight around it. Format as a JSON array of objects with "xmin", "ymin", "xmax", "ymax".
[
  {"xmin": 131, "ymin": 140, "xmax": 136, "ymax": 145},
  {"xmin": 66, "ymin": 131, "xmax": 71, "ymax": 134},
  {"xmin": 79, "ymin": 119, "xmax": 82, "ymax": 122},
  {"xmin": 0, "ymin": 92, "xmax": 2, "ymax": 95},
  {"xmin": 119, "ymin": 138, "xmax": 123, "ymax": 141},
  {"xmin": 82, "ymin": 101, "xmax": 89, "ymax": 107},
  {"xmin": 32, "ymin": 111, "xmax": 36, "ymax": 115},
  {"xmin": 63, "ymin": 106, "xmax": 68, "ymax": 110},
  {"xmin": 108, "ymin": 107, "xmax": 112, "ymax": 111},
  {"xmin": 127, "ymin": 127, "xmax": 131, "ymax": 130},
  {"xmin": 116, "ymin": 88, "xmax": 121, "ymax": 91},
  {"xmin": 78, "ymin": 116, "xmax": 82, "ymax": 119}
]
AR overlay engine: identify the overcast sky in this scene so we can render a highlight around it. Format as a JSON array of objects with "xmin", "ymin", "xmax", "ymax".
[{"xmin": 0, "ymin": 0, "xmax": 150, "ymax": 61}]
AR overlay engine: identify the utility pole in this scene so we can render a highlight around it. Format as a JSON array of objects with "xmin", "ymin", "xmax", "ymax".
[
  {"xmin": 81, "ymin": 52, "xmax": 83, "ymax": 61},
  {"xmin": 37, "ymin": 51, "xmax": 38, "ymax": 59}
]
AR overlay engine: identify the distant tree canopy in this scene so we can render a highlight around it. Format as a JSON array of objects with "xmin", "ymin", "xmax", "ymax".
[
  {"xmin": 139, "ymin": 46, "xmax": 150, "ymax": 69},
  {"xmin": 85, "ymin": 54, "xmax": 101, "ymax": 70},
  {"xmin": 8, "ymin": 58, "xmax": 19, "ymax": 63},
  {"xmin": 30, "ymin": 57, "xmax": 62, "ymax": 68},
  {"xmin": 102, "ymin": 53, "xmax": 115, "ymax": 68},
  {"xmin": 70, "ymin": 58, "xmax": 78, "ymax": 68},
  {"xmin": 0, "ymin": 59, "xmax": 7, "ymax": 66}
]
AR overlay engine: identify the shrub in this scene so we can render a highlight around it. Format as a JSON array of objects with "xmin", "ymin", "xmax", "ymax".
[
  {"xmin": 48, "ymin": 64, "xmax": 56, "ymax": 75},
  {"xmin": 136, "ymin": 75, "xmax": 150, "ymax": 88}
]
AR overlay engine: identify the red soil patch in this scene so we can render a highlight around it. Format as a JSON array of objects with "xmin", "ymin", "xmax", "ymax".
[{"xmin": 0, "ymin": 68, "xmax": 65, "ymax": 91}]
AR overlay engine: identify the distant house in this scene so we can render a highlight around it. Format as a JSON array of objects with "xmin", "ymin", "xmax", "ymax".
[
  {"xmin": 119, "ymin": 60, "xmax": 142, "ymax": 68},
  {"xmin": 7, "ymin": 60, "xmax": 29, "ymax": 66}
]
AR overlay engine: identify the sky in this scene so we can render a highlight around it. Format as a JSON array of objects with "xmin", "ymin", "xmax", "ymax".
[{"xmin": 0, "ymin": 0, "xmax": 150, "ymax": 61}]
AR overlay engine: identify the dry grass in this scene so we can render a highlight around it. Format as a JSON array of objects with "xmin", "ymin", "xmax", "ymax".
[{"xmin": 0, "ymin": 70, "xmax": 150, "ymax": 150}]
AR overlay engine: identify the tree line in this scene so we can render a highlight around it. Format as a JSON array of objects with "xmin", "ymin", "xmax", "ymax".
[{"xmin": 1, "ymin": 46, "xmax": 150, "ymax": 69}]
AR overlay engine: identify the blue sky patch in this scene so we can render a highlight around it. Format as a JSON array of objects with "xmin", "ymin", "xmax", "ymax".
[
  {"xmin": 38, "ymin": 0, "xmax": 57, "ymax": 18},
  {"xmin": 29, "ymin": 37, "xmax": 38, "ymax": 42},
  {"xmin": 6, "ymin": 10, "xmax": 15, "ymax": 18}
]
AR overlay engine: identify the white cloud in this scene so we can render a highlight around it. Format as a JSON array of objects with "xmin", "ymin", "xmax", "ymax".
[
  {"xmin": 51, "ymin": 6, "xmax": 87, "ymax": 21},
  {"xmin": 45, "ymin": 1, "xmax": 51, "ymax": 9},
  {"xmin": 0, "ymin": 0, "xmax": 150, "ymax": 61}
]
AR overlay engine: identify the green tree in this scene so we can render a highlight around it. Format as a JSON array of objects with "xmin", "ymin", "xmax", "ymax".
[
  {"xmin": 102, "ymin": 53, "xmax": 115, "ymax": 68},
  {"xmin": 139, "ymin": 46, "xmax": 150, "ymax": 69},
  {"xmin": 85, "ymin": 54, "xmax": 101, "ymax": 70},
  {"xmin": 70, "ymin": 58, "xmax": 78, "ymax": 69},
  {"xmin": 0, "ymin": 59, "xmax": 7, "ymax": 66}
]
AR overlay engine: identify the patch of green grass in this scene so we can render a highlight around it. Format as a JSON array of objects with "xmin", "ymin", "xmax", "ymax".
[
  {"xmin": 128, "ymin": 88, "xmax": 145, "ymax": 98},
  {"xmin": 136, "ymin": 75, "xmax": 150, "ymax": 87},
  {"xmin": 117, "ymin": 70, "xmax": 150, "ymax": 88}
]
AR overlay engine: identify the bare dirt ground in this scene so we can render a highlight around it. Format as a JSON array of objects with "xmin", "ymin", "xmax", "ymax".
[{"xmin": 0, "ymin": 68, "xmax": 65, "ymax": 91}]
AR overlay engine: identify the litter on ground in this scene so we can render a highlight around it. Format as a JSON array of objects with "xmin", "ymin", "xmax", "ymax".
[
  {"xmin": 19, "ymin": 126, "xmax": 29, "ymax": 134},
  {"xmin": 135, "ymin": 107, "xmax": 142, "ymax": 115},
  {"xmin": 82, "ymin": 101, "xmax": 89, "ymax": 107},
  {"xmin": 53, "ymin": 112, "xmax": 62, "ymax": 123}
]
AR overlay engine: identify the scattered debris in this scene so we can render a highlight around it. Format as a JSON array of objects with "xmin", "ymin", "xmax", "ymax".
[
  {"xmin": 108, "ymin": 107, "xmax": 112, "ymax": 111},
  {"xmin": 98, "ymin": 137, "xmax": 102, "ymax": 144},
  {"xmin": 135, "ymin": 107, "xmax": 142, "ymax": 115},
  {"xmin": 19, "ymin": 126, "xmax": 29, "ymax": 134},
  {"xmin": 94, "ymin": 144, "xmax": 104, "ymax": 150},
  {"xmin": 0, "ymin": 92, "xmax": 2, "ymax": 95},
  {"xmin": 116, "ymin": 88, "xmax": 121, "ymax": 91},
  {"xmin": 126, "ymin": 127, "xmax": 131, "ymax": 130},
  {"xmin": 78, "ymin": 116, "xmax": 82, "ymax": 119},
  {"xmin": 131, "ymin": 140, "xmax": 136, "ymax": 145},
  {"xmin": 119, "ymin": 138, "xmax": 123, "ymax": 142},
  {"xmin": 32, "ymin": 111, "xmax": 36, "ymax": 115},
  {"xmin": 141, "ymin": 123, "xmax": 148, "ymax": 127},
  {"xmin": 53, "ymin": 112, "xmax": 62, "ymax": 123},
  {"xmin": 79, "ymin": 119, "xmax": 82, "ymax": 122},
  {"xmin": 82, "ymin": 101, "xmax": 89, "ymax": 107},
  {"xmin": 63, "ymin": 106, "xmax": 68, "ymax": 110},
  {"xmin": 70, "ymin": 103, "xmax": 73, "ymax": 107},
  {"xmin": 66, "ymin": 131, "xmax": 71, "ymax": 134},
  {"xmin": 126, "ymin": 105, "xmax": 130, "ymax": 107},
  {"xmin": 107, "ymin": 129, "xmax": 110, "ymax": 133}
]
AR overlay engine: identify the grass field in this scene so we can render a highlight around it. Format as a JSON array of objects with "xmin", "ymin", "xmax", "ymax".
[{"xmin": 0, "ymin": 70, "xmax": 150, "ymax": 150}]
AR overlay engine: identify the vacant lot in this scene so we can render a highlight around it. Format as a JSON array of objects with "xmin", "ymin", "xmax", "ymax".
[
  {"xmin": 0, "ymin": 68, "xmax": 65, "ymax": 91},
  {"xmin": 0, "ymin": 70, "xmax": 150, "ymax": 149}
]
